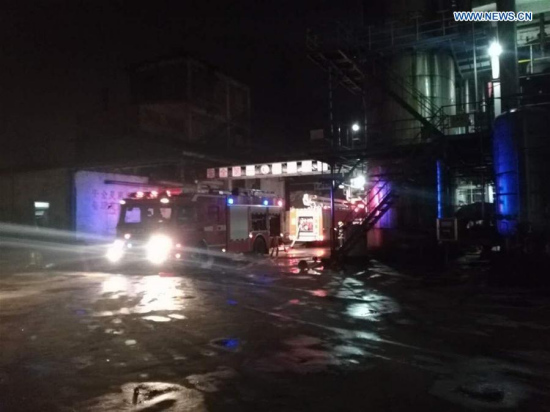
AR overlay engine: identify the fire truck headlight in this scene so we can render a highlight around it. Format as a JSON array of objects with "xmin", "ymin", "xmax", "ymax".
[
  {"xmin": 146, "ymin": 234, "xmax": 173, "ymax": 264},
  {"xmin": 106, "ymin": 239, "xmax": 125, "ymax": 263}
]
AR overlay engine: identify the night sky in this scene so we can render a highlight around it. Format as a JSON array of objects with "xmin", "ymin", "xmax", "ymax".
[{"xmin": 0, "ymin": 0, "xmax": 368, "ymax": 166}]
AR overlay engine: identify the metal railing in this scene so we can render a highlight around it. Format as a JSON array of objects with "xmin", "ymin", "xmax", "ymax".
[{"xmin": 308, "ymin": 14, "xmax": 492, "ymax": 55}]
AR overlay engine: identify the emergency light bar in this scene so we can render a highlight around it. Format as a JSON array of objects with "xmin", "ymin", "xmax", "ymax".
[
  {"xmin": 227, "ymin": 196, "xmax": 284, "ymax": 207},
  {"xmin": 128, "ymin": 190, "xmax": 181, "ymax": 199}
]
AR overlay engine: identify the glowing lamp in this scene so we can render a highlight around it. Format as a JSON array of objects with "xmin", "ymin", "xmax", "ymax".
[
  {"xmin": 488, "ymin": 41, "xmax": 502, "ymax": 58},
  {"xmin": 263, "ymin": 199, "xmax": 269, "ymax": 206},
  {"xmin": 489, "ymin": 41, "xmax": 502, "ymax": 79},
  {"xmin": 228, "ymin": 197, "xmax": 234, "ymax": 205},
  {"xmin": 277, "ymin": 200, "xmax": 283, "ymax": 207},
  {"xmin": 351, "ymin": 175, "xmax": 366, "ymax": 189}
]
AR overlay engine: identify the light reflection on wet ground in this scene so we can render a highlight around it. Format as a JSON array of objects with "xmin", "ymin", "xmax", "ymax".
[
  {"xmin": 95, "ymin": 275, "xmax": 188, "ymax": 320},
  {"xmin": 0, "ymin": 249, "xmax": 550, "ymax": 411}
]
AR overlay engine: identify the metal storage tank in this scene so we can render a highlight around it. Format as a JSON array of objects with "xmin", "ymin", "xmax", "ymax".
[
  {"xmin": 382, "ymin": 52, "xmax": 457, "ymax": 144},
  {"xmin": 493, "ymin": 105, "xmax": 550, "ymax": 238}
]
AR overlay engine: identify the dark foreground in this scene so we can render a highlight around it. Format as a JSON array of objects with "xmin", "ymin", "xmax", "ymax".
[{"xmin": 0, "ymin": 249, "xmax": 549, "ymax": 411}]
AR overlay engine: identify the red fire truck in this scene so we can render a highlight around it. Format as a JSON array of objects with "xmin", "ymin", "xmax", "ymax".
[{"xmin": 106, "ymin": 189, "xmax": 284, "ymax": 265}]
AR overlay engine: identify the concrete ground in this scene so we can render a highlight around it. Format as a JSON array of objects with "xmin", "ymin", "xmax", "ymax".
[{"xmin": 0, "ymin": 247, "xmax": 549, "ymax": 411}]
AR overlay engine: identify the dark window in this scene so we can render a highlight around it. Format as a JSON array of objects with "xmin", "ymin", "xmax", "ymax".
[
  {"xmin": 251, "ymin": 213, "xmax": 267, "ymax": 231},
  {"xmin": 145, "ymin": 207, "xmax": 155, "ymax": 220},
  {"xmin": 269, "ymin": 214, "xmax": 281, "ymax": 236}
]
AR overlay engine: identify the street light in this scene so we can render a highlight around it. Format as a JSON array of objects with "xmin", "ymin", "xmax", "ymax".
[
  {"xmin": 488, "ymin": 41, "xmax": 502, "ymax": 58},
  {"xmin": 351, "ymin": 123, "xmax": 360, "ymax": 132},
  {"xmin": 488, "ymin": 41, "xmax": 502, "ymax": 79},
  {"xmin": 488, "ymin": 40, "xmax": 502, "ymax": 117}
]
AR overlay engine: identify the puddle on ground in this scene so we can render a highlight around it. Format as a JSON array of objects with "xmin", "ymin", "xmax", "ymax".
[
  {"xmin": 142, "ymin": 315, "xmax": 171, "ymax": 322},
  {"xmin": 96, "ymin": 275, "xmax": 188, "ymax": 317},
  {"xmin": 346, "ymin": 297, "xmax": 400, "ymax": 321},
  {"xmin": 104, "ymin": 328, "xmax": 124, "ymax": 335},
  {"xmin": 80, "ymin": 382, "xmax": 205, "ymax": 411}
]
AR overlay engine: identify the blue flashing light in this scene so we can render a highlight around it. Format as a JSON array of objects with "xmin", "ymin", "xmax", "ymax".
[
  {"xmin": 436, "ymin": 160, "xmax": 443, "ymax": 219},
  {"xmin": 228, "ymin": 197, "xmax": 234, "ymax": 205},
  {"xmin": 263, "ymin": 199, "xmax": 269, "ymax": 206}
]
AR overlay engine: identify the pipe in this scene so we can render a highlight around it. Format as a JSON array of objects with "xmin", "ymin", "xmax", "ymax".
[
  {"xmin": 330, "ymin": 163, "xmax": 336, "ymax": 258},
  {"xmin": 329, "ymin": 68, "xmax": 335, "ymax": 148},
  {"xmin": 498, "ymin": 0, "xmax": 519, "ymax": 110},
  {"xmin": 472, "ymin": 22, "xmax": 479, "ymax": 112}
]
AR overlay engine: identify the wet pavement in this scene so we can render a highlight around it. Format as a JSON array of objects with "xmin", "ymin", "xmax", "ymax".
[{"xmin": 0, "ymin": 248, "xmax": 549, "ymax": 411}]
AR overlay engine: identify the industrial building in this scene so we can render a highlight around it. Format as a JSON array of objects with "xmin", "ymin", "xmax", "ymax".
[
  {"xmin": 306, "ymin": 0, "xmax": 550, "ymax": 259},
  {"xmin": 78, "ymin": 53, "xmax": 251, "ymax": 179},
  {"xmin": 0, "ymin": 54, "xmax": 252, "ymax": 238}
]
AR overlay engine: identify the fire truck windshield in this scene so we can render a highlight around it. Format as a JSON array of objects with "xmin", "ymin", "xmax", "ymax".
[
  {"xmin": 121, "ymin": 205, "xmax": 173, "ymax": 225},
  {"xmin": 120, "ymin": 204, "xmax": 196, "ymax": 226}
]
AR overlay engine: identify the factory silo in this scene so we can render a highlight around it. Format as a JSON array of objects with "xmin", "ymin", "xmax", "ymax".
[
  {"xmin": 366, "ymin": 1, "xmax": 458, "ymax": 251},
  {"xmin": 493, "ymin": 106, "xmax": 550, "ymax": 249}
]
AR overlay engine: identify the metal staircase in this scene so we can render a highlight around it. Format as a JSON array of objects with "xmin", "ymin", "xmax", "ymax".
[
  {"xmin": 306, "ymin": 15, "xmax": 495, "ymax": 140},
  {"xmin": 307, "ymin": 15, "xmax": 497, "ymax": 260},
  {"xmin": 339, "ymin": 180, "xmax": 397, "ymax": 256},
  {"xmin": 337, "ymin": 120, "xmax": 449, "ymax": 257},
  {"xmin": 307, "ymin": 28, "xmax": 446, "ymax": 137}
]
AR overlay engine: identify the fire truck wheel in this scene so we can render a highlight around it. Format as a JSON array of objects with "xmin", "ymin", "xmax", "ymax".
[{"xmin": 252, "ymin": 237, "xmax": 268, "ymax": 255}]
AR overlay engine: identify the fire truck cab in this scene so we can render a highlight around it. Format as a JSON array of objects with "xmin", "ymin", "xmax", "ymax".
[{"xmin": 106, "ymin": 189, "xmax": 283, "ymax": 265}]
